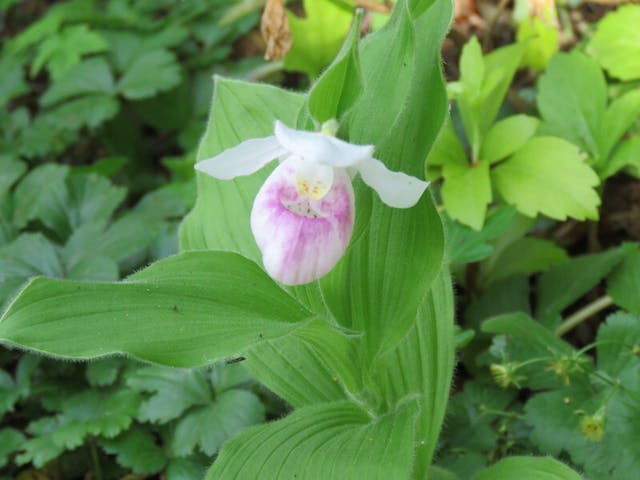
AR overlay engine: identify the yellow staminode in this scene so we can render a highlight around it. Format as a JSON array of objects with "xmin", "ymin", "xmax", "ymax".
[{"xmin": 296, "ymin": 177, "xmax": 330, "ymax": 200}]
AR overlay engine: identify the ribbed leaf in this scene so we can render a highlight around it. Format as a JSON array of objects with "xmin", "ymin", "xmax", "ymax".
[
  {"xmin": 374, "ymin": 268, "xmax": 455, "ymax": 478},
  {"xmin": 475, "ymin": 456, "xmax": 583, "ymax": 480},
  {"xmin": 0, "ymin": 251, "xmax": 314, "ymax": 367},
  {"xmin": 206, "ymin": 400, "xmax": 417, "ymax": 479}
]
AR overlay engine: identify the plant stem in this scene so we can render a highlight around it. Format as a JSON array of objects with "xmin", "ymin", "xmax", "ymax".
[
  {"xmin": 555, "ymin": 295, "xmax": 614, "ymax": 337},
  {"xmin": 88, "ymin": 438, "xmax": 103, "ymax": 480}
]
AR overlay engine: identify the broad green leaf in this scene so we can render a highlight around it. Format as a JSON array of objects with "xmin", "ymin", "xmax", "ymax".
[
  {"xmin": 180, "ymin": 77, "xmax": 304, "ymax": 261},
  {"xmin": 475, "ymin": 456, "xmax": 583, "ymax": 480},
  {"xmin": 206, "ymin": 400, "xmax": 416, "ymax": 479},
  {"xmin": 588, "ymin": 5, "xmax": 640, "ymax": 81},
  {"xmin": 284, "ymin": 0, "xmax": 353, "ymax": 77},
  {"xmin": 117, "ymin": 49, "xmax": 182, "ymax": 100},
  {"xmin": 31, "ymin": 24, "xmax": 108, "ymax": 79},
  {"xmin": 428, "ymin": 466, "xmax": 461, "ymax": 480},
  {"xmin": 13, "ymin": 163, "xmax": 69, "ymax": 229},
  {"xmin": 608, "ymin": 248, "xmax": 640, "ymax": 315},
  {"xmin": 307, "ymin": 9, "xmax": 363, "ymax": 123},
  {"xmin": 0, "ymin": 155, "xmax": 26, "ymax": 198},
  {"xmin": 601, "ymin": 137, "xmax": 640, "ymax": 179},
  {"xmin": 597, "ymin": 89, "xmax": 640, "ymax": 162},
  {"xmin": 0, "ymin": 427, "xmax": 25, "ymax": 468},
  {"xmin": 41, "ymin": 57, "xmax": 115, "ymax": 107},
  {"xmin": 536, "ymin": 246, "xmax": 630, "ymax": 321},
  {"xmin": 480, "ymin": 237, "xmax": 568, "ymax": 285},
  {"xmin": 442, "ymin": 159, "xmax": 491, "ymax": 230},
  {"xmin": 99, "ymin": 428, "xmax": 167, "ymax": 474},
  {"xmin": 126, "ymin": 366, "xmax": 212, "ymax": 423},
  {"xmin": 537, "ymin": 52, "xmax": 607, "ymax": 159},
  {"xmin": 171, "ymin": 389, "xmax": 265, "ymax": 456},
  {"xmin": 321, "ymin": 0, "xmax": 450, "ymax": 358},
  {"xmin": 492, "ymin": 136, "xmax": 600, "ymax": 221},
  {"xmin": 374, "ymin": 268, "xmax": 455, "ymax": 477},
  {"xmin": 480, "ymin": 114, "xmax": 540, "ymax": 164},
  {"xmin": 0, "ymin": 251, "xmax": 314, "ymax": 367},
  {"xmin": 85, "ymin": 357, "xmax": 121, "ymax": 387}
]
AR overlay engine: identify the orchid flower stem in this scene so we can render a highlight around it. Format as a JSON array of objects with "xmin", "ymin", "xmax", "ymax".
[{"xmin": 555, "ymin": 295, "xmax": 614, "ymax": 337}]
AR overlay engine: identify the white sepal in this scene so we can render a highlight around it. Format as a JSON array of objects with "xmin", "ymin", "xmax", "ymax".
[
  {"xmin": 357, "ymin": 158, "xmax": 429, "ymax": 208},
  {"xmin": 194, "ymin": 136, "xmax": 286, "ymax": 180}
]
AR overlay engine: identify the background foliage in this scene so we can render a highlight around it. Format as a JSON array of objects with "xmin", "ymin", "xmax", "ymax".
[{"xmin": 1, "ymin": 0, "xmax": 639, "ymax": 479}]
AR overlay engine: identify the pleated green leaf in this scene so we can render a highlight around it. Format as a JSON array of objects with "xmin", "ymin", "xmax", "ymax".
[
  {"xmin": 320, "ymin": 0, "xmax": 450, "ymax": 359},
  {"xmin": 206, "ymin": 400, "xmax": 417, "ymax": 479},
  {"xmin": 373, "ymin": 268, "xmax": 455, "ymax": 478},
  {"xmin": 0, "ymin": 251, "xmax": 315, "ymax": 367}
]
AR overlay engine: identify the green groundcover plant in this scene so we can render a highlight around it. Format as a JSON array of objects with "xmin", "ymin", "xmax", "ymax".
[{"xmin": 1, "ymin": 0, "xmax": 640, "ymax": 479}]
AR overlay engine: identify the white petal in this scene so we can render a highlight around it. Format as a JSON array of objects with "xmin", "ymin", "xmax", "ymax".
[
  {"xmin": 357, "ymin": 158, "xmax": 429, "ymax": 208},
  {"xmin": 250, "ymin": 159, "xmax": 355, "ymax": 285},
  {"xmin": 274, "ymin": 121, "xmax": 374, "ymax": 168},
  {"xmin": 194, "ymin": 136, "xmax": 286, "ymax": 180}
]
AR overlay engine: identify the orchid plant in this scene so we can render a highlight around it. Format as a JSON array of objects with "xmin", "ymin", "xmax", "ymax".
[{"xmin": 0, "ymin": 0, "xmax": 585, "ymax": 478}]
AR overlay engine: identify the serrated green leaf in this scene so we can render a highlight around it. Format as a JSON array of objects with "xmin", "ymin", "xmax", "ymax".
[
  {"xmin": 284, "ymin": 0, "xmax": 353, "ymax": 77},
  {"xmin": 127, "ymin": 366, "xmax": 211, "ymax": 423},
  {"xmin": 166, "ymin": 456, "xmax": 209, "ymax": 480},
  {"xmin": 596, "ymin": 312, "xmax": 640, "ymax": 378},
  {"xmin": 46, "ymin": 94, "xmax": 119, "ymax": 130},
  {"xmin": 41, "ymin": 56, "xmax": 115, "ymax": 107},
  {"xmin": 31, "ymin": 24, "xmax": 108, "ymax": 79},
  {"xmin": 608, "ymin": 249, "xmax": 640, "ymax": 315},
  {"xmin": 480, "ymin": 114, "xmax": 540, "ymax": 164},
  {"xmin": 99, "ymin": 428, "xmax": 167, "ymax": 474},
  {"xmin": 475, "ymin": 456, "xmax": 583, "ymax": 480},
  {"xmin": 117, "ymin": 49, "xmax": 182, "ymax": 100},
  {"xmin": 442, "ymin": 159, "xmax": 491, "ymax": 230},
  {"xmin": 13, "ymin": 163, "xmax": 69, "ymax": 229},
  {"xmin": 171, "ymin": 389, "xmax": 265, "ymax": 456},
  {"xmin": 0, "ymin": 251, "xmax": 317, "ymax": 367},
  {"xmin": 0, "ymin": 427, "xmax": 25, "ymax": 468},
  {"xmin": 86, "ymin": 357, "xmax": 121, "ymax": 386},
  {"xmin": 537, "ymin": 52, "xmax": 606, "ymax": 159},
  {"xmin": 492, "ymin": 136, "xmax": 600, "ymax": 221},
  {"xmin": 588, "ymin": 5, "xmax": 640, "ymax": 81},
  {"xmin": 206, "ymin": 400, "xmax": 416, "ymax": 479}
]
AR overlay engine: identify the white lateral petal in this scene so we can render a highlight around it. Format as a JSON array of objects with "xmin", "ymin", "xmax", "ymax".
[
  {"xmin": 194, "ymin": 136, "xmax": 286, "ymax": 180},
  {"xmin": 357, "ymin": 158, "xmax": 429, "ymax": 208},
  {"xmin": 274, "ymin": 121, "xmax": 374, "ymax": 168}
]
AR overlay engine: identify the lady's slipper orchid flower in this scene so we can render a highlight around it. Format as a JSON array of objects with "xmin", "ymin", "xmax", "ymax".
[{"xmin": 195, "ymin": 120, "xmax": 428, "ymax": 286}]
